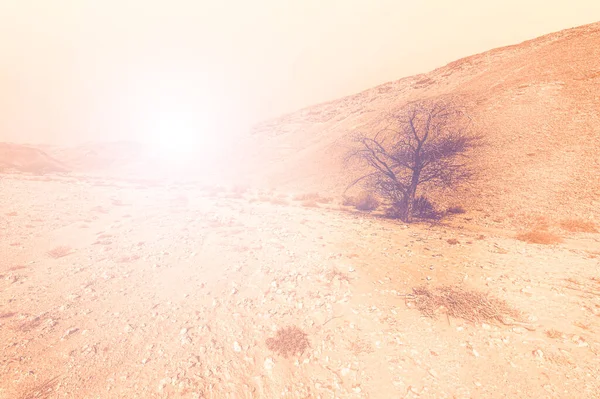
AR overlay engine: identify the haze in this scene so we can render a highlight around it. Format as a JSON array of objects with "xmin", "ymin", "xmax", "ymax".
[{"xmin": 1, "ymin": 0, "xmax": 599, "ymax": 145}]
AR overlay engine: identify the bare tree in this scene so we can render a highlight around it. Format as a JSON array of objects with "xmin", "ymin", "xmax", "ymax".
[{"xmin": 345, "ymin": 98, "xmax": 480, "ymax": 222}]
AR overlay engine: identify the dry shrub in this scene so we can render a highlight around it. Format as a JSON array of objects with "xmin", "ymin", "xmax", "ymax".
[
  {"xmin": 301, "ymin": 200, "xmax": 319, "ymax": 208},
  {"xmin": 412, "ymin": 196, "xmax": 439, "ymax": 219},
  {"xmin": 516, "ymin": 230, "xmax": 562, "ymax": 245},
  {"xmin": 343, "ymin": 191, "xmax": 379, "ymax": 211},
  {"xmin": 265, "ymin": 326, "xmax": 310, "ymax": 358},
  {"xmin": 47, "ymin": 246, "xmax": 72, "ymax": 259},
  {"xmin": 559, "ymin": 219, "xmax": 598, "ymax": 233},
  {"xmin": 354, "ymin": 191, "xmax": 379, "ymax": 211},
  {"xmin": 447, "ymin": 238, "xmax": 460, "ymax": 245},
  {"xmin": 408, "ymin": 285, "xmax": 521, "ymax": 324},
  {"xmin": 446, "ymin": 205, "xmax": 466, "ymax": 214}
]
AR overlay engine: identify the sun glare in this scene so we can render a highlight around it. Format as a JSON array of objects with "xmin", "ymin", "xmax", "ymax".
[{"xmin": 145, "ymin": 112, "xmax": 218, "ymax": 161}]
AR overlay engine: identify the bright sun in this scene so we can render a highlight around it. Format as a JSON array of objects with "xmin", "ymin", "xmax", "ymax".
[{"xmin": 145, "ymin": 111, "xmax": 218, "ymax": 161}]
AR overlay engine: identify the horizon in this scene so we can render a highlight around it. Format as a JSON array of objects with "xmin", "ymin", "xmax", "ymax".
[{"xmin": 1, "ymin": 1, "xmax": 599, "ymax": 146}]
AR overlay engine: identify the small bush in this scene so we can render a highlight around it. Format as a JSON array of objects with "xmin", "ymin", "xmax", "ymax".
[
  {"xmin": 354, "ymin": 191, "xmax": 379, "ymax": 211},
  {"xmin": 412, "ymin": 196, "xmax": 439, "ymax": 219},
  {"xmin": 516, "ymin": 230, "xmax": 562, "ymax": 245},
  {"xmin": 447, "ymin": 238, "xmax": 460, "ymax": 245},
  {"xmin": 559, "ymin": 219, "xmax": 598, "ymax": 233},
  {"xmin": 265, "ymin": 326, "xmax": 310, "ymax": 358}
]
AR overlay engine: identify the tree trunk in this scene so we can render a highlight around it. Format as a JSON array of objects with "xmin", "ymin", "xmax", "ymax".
[{"xmin": 402, "ymin": 187, "xmax": 416, "ymax": 223}]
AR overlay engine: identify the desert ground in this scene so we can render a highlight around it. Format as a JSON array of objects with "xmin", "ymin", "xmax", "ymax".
[{"xmin": 1, "ymin": 172, "xmax": 599, "ymax": 399}]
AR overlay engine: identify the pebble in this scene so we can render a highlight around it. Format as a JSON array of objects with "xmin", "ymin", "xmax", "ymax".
[
  {"xmin": 264, "ymin": 357, "xmax": 275, "ymax": 370},
  {"xmin": 180, "ymin": 328, "xmax": 188, "ymax": 335},
  {"xmin": 233, "ymin": 341, "xmax": 242, "ymax": 352},
  {"xmin": 62, "ymin": 327, "xmax": 79, "ymax": 339}
]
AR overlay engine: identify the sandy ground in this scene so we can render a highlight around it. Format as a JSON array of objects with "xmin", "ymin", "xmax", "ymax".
[{"xmin": 1, "ymin": 174, "xmax": 599, "ymax": 398}]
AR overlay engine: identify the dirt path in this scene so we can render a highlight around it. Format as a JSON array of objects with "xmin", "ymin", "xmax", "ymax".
[{"xmin": 1, "ymin": 175, "xmax": 599, "ymax": 398}]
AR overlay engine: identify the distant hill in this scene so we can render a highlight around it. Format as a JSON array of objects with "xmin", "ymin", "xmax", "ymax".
[
  {"xmin": 239, "ymin": 22, "xmax": 600, "ymax": 219},
  {"xmin": 0, "ymin": 143, "xmax": 69, "ymax": 174}
]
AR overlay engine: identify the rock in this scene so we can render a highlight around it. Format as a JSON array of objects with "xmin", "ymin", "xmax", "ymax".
[
  {"xmin": 62, "ymin": 327, "xmax": 79, "ymax": 339},
  {"xmin": 180, "ymin": 328, "xmax": 188, "ymax": 335},
  {"xmin": 158, "ymin": 377, "xmax": 171, "ymax": 392},
  {"xmin": 532, "ymin": 349, "xmax": 544, "ymax": 358},
  {"xmin": 264, "ymin": 357, "xmax": 275, "ymax": 370},
  {"xmin": 348, "ymin": 266, "xmax": 355, "ymax": 272},
  {"xmin": 233, "ymin": 341, "xmax": 242, "ymax": 352},
  {"xmin": 124, "ymin": 324, "xmax": 134, "ymax": 333},
  {"xmin": 340, "ymin": 367, "xmax": 351, "ymax": 377},
  {"xmin": 428, "ymin": 369, "xmax": 439, "ymax": 378}
]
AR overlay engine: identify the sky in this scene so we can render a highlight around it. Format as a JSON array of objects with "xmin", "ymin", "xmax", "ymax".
[{"xmin": 1, "ymin": 0, "xmax": 600, "ymax": 145}]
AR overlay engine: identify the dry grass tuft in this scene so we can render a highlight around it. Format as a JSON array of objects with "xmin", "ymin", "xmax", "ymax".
[
  {"xmin": 516, "ymin": 230, "xmax": 562, "ymax": 245},
  {"xmin": 0, "ymin": 312, "xmax": 17, "ymax": 319},
  {"xmin": 265, "ymin": 326, "xmax": 310, "ymax": 358},
  {"xmin": 545, "ymin": 329, "xmax": 563, "ymax": 339},
  {"xmin": 17, "ymin": 376, "xmax": 60, "ymax": 399},
  {"xmin": 326, "ymin": 268, "xmax": 351, "ymax": 282},
  {"xmin": 408, "ymin": 285, "xmax": 521, "ymax": 325},
  {"xmin": 573, "ymin": 321, "xmax": 591, "ymax": 330},
  {"xmin": 559, "ymin": 219, "xmax": 598, "ymax": 233},
  {"xmin": 446, "ymin": 238, "xmax": 460, "ymax": 245},
  {"xmin": 47, "ymin": 246, "xmax": 73, "ymax": 259}
]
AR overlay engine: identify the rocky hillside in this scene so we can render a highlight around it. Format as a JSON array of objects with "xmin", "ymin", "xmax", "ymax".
[{"xmin": 242, "ymin": 22, "xmax": 600, "ymax": 220}]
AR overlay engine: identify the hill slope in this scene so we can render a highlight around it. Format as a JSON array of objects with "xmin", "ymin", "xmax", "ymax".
[
  {"xmin": 0, "ymin": 143, "xmax": 69, "ymax": 174},
  {"xmin": 242, "ymin": 22, "xmax": 600, "ymax": 220}
]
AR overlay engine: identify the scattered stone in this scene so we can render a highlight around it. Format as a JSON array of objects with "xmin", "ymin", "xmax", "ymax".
[
  {"xmin": 233, "ymin": 341, "xmax": 242, "ymax": 352},
  {"xmin": 180, "ymin": 328, "xmax": 188, "ymax": 335},
  {"xmin": 264, "ymin": 357, "xmax": 275, "ymax": 370},
  {"xmin": 62, "ymin": 327, "xmax": 79, "ymax": 339},
  {"xmin": 428, "ymin": 368, "xmax": 439, "ymax": 378}
]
